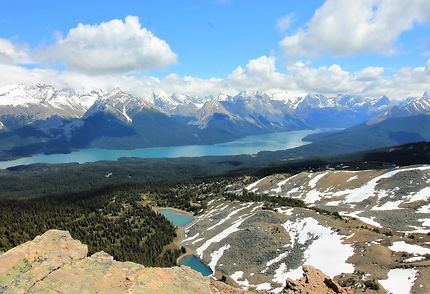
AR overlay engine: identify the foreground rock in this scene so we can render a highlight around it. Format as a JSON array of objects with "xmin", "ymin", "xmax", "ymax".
[
  {"xmin": 285, "ymin": 266, "xmax": 352, "ymax": 294},
  {"xmin": 0, "ymin": 230, "xmax": 248, "ymax": 294}
]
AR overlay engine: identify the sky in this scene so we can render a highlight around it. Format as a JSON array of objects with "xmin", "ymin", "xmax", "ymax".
[{"xmin": 0, "ymin": 0, "xmax": 429, "ymax": 100}]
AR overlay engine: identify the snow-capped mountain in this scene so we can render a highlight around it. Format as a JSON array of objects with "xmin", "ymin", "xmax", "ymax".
[
  {"xmin": 369, "ymin": 92, "xmax": 430, "ymax": 125},
  {"xmin": 407, "ymin": 91, "xmax": 430, "ymax": 111},
  {"xmin": 0, "ymin": 84, "xmax": 102, "ymax": 130},
  {"xmin": 2, "ymin": 83, "xmax": 430, "ymax": 161},
  {"xmin": 84, "ymin": 88, "xmax": 157, "ymax": 124},
  {"xmin": 194, "ymin": 91, "xmax": 304, "ymax": 131},
  {"xmin": 150, "ymin": 92, "xmax": 209, "ymax": 116},
  {"xmin": 390, "ymin": 91, "xmax": 430, "ymax": 116},
  {"xmin": 291, "ymin": 94, "xmax": 392, "ymax": 128},
  {"xmin": 288, "ymin": 94, "xmax": 391, "ymax": 111},
  {"xmin": 0, "ymin": 83, "xmax": 398, "ymax": 133}
]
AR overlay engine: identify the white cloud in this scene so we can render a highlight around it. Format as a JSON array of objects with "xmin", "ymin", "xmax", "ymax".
[
  {"xmin": 0, "ymin": 48, "xmax": 429, "ymax": 101},
  {"xmin": 276, "ymin": 14, "xmax": 294, "ymax": 33},
  {"xmin": 280, "ymin": 0, "xmax": 430, "ymax": 57},
  {"xmin": 225, "ymin": 56, "xmax": 296, "ymax": 96},
  {"xmin": 356, "ymin": 66, "xmax": 385, "ymax": 81},
  {"xmin": 0, "ymin": 38, "xmax": 31, "ymax": 64},
  {"xmin": 36, "ymin": 16, "xmax": 177, "ymax": 74}
]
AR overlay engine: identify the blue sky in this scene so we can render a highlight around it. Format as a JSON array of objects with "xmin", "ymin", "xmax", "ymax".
[
  {"xmin": 0, "ymin": 0, "xmax": 429, "ymax": 99},
  {"xmin": 0, "ymin": 0, "xmax": 322, "ymax": 77}
]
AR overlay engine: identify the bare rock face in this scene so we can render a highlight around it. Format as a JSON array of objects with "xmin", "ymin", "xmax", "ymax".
[
  {"xmin": 285, "ymin": 266, "xmax": 352, "ymax": 294},
  {"xmin": 0, "ymin": 230, "xmax": 88, "ymax": 293},
  {"xmin": 0, "ymin": 230, "xmax": 247, "ymax": 294}
]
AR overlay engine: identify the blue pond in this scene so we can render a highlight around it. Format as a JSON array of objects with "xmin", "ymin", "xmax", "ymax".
[
  {"xmin": 180, "ymin": 255, "xmax": 213, "ymax": 276},
  {"xmin": 159, "ymin": 209, "xmax": 193, "ymax": 227}
]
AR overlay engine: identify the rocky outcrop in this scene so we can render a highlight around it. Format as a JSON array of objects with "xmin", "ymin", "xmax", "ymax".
[
  {"xmin": 285, "ymin": 266, "xmax": 352, "ymax": 294},
  {"xmin": 0, "ymin": 230, "xmax": 248, "ymax": 294}
]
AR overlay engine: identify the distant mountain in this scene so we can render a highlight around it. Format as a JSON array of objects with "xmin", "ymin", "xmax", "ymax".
[
  {"xmin": 369, "ymin": 92, "xmax": 430, "ymax": 124},
  {"xmin": 193, "ymin": 92, "xmax": 307, "ymax": 142},
  {"xmin": 150, "ymin": 92, "xmax": 208, "ymax": 117},
  {"xmin": 0, "ymin": 83, "xmax": 397, "ymax": 130},
  {"xmin": 301, "ymin": 114, "xmax": 430, "ymax": 156},
  {"xmin": 290, "ymin": 94, "xmax": 392, "ymax": 128},
  {"xmin": 0, "ymin": 84, "xmax": 102, "ymax": 130},
  {"xmin": 84, "ymin": 88, "xmax": 158, "ymax": 123},
  {"xmin": 1, "ymin": 83, "xmax": 425, "ymax": 161}
]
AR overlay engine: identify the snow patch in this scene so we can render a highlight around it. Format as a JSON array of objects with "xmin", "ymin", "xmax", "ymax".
[
  {"xmin": 208, "ymin": 244, "xmax": 230, "ymax": 271},
  {"xmin": 230, "ymin": 271, "xmax": 251, "ymax": 288},
  {"xmin": 343, "ymin": 166, "xmax": 430, "ymax": 203},
  {"xmin": 407, "ymin": 187, "xmax": 430, "ymax": 203},
  {"xmin": 255, "ymin": 282, "xmax": 272, "ymax": 291},
  {"xmin": 372, "ymin": 200, "xmax": 404, "ymax": 211},
  {"xmin": 309, "ymin": 172, "xmax": 328, "ymax": 189},
  {"xmin": 378, "ymin": 268, "xmax": 418, "ymax": 294},
  {"xmin": 207, "ymin": 204, "xmax": 251, "ymax": 231},
  {"xmin": 196, "ymin": 213, "xmax": 254, "ymax": 257},
  {"xmin": 346, "ymin": 175, "xmax": 358, "ymax": 182},
  {"xmin": 404, "ymin": 256, "xmax": 425, "ymax": 263},
  {"xmin": 339, "ymin": 211, "xmax": 382, "ymax": 228},
  {"xmin": 183, "ymin": 233, "xmax": 199, "ymax": 242},
  {"xmin": 246, "ymin": 177, "xmax": 267, "ymax": 192},
  {"xmin": 281, "ymin": 217, "xmax": 354, "ymax": 278},
  {"xmin": 389, "ymin": 241, "xmax": 430, "ymax": 255}
]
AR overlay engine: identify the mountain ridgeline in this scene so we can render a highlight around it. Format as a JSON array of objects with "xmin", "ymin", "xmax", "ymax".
[{"xmin": 0, "ymin": 83, "xmax": 429, "ymax": 160}]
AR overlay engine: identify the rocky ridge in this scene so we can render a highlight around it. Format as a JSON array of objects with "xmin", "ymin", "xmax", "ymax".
[
  {"xmin": 285, "ymin": 266, "xmax": 351, "ymax": 294},
  {"xmin": 0, "ymin": 230, "xmax": 353, "ymax": 294},
  {"xmin": 244, "ymin": 164, "xmax": 430, "ymax": 233},
  {"xmin": 0, "ymin": 230, "xmax": 247, "ymax": 294}
]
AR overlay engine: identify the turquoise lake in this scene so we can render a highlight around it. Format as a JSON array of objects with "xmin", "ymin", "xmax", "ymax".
[
  {"xmin": 0, "ymin": 128, "xmax": 332, "ymax": 169},
  {"xmin": 180, "ymin": 255, "xmax": 213, "ymax": 276},
  {"xmin": 158, "ymin": 209, "xmax": 193, "ymax": 227}
]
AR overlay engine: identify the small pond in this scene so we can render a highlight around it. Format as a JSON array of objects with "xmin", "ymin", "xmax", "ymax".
[
  {"xmin": 159, "ymin": 209, "xmax": 193, "ymax": 227},
  {"xmin": 180, "ymin": 255, "xmax": 213, "ymax": 277}
]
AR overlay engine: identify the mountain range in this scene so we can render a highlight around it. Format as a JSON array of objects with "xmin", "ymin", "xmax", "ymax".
[{"xmin": 0, "ymin": 83, "xmax": 429, "ymax": 160}]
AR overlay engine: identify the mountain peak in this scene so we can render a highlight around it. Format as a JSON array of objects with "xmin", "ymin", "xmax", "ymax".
[{"xmin": 107, "ymin": 87, "xmax": 127, "ymax": 96}]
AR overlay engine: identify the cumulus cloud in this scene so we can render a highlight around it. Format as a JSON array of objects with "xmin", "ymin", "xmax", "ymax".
[
  {"xmin": 0, "ymin": 38, "xmax": 31, "ymax": 65},
  {"xmin": 36, "ymin": 16, "xmax": 177, "ymax": 74},
  {"xmin": 225, "ymin": 56, "xmax": 296, "ymax": 95},
  {"xmin": 280, "ymin": 0, "xmax": 430, "ymax": 57},
  {"xmin": 1, "ymin": 53, "xmax": 429, "ymax": 101}
]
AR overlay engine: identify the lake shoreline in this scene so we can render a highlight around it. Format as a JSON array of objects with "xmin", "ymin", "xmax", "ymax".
[
  {"xmin": 0, "ymin": 129, "xmax": 335, "ymax": 169},
  {"xmin": 154, "ymin": 206, "xmax": 212, "ymax": 275},
  {"xmin": 154, "ymin": 206, "xmax": 194, "ymax": 216},
  {"xmin": 154, "ymin": 207, "xmax": 195, "ymax": 262}
]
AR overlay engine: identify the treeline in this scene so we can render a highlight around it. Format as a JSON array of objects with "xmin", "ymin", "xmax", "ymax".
[
  {"xmin": 0, "ymin": 184, "xmax": 181, "ymax": 267},
  {"xmin": 224, "ymin": 189, "xmax": 306, "ymax": 209},
  {"xmin": 147, "ymin": 178, "xmax": 241, "ymax": 212}
]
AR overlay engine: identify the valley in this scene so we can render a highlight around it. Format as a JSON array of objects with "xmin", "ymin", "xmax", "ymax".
[
  {"xmin": 1, "ymin": 84, "xmax": 429, "ymax": 163},
  {"xmin": 1, "ymin": 146, "xmax": 430, "ymax": 293}
]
